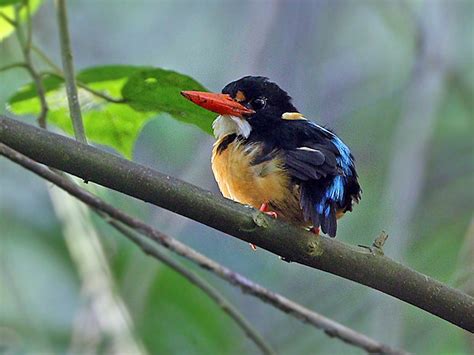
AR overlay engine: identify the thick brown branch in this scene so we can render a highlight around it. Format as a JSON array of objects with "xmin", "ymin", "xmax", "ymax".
[
  {"xmin": 0, "ymin": 142, "xmax": 401, "ymax": 354},
  {"xmin": 0, "ymin": 115, "xmax": 473, "ymax": 332}
]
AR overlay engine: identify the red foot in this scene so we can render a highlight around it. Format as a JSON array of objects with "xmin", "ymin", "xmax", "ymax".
[
  {"xmin": 250, "ymin": 203, "xmax": 278, "ymax": 251},
  {"xmin": 310, "ymin": 226, "xmax": 320, "ymax": 235},
  {"xmin": 259, "ymin": 203, "xmax": 278, "ymax": 219}
]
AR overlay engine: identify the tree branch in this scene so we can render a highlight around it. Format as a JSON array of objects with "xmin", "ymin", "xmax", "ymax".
[
  {"xmin": 0, "ymin": 62, "xmax": 27, "ymax": 73},
  {"xmin": 0, "ymin": 142, "xmax": 402, "ymax": 354},
  {"xmin": 0, "ymin": 11, "xmax": 17, "ymax": 26},
  {"xmin": 32, "ymin": 45, "xmax": 63, "ymax": 73},
  {"xmin": 13, "ymin": 4, "xmax": 48, "ymax": 128},
  {"xmin": 30, "ymin": 47, "xmax": 126, "ymax": 104},
  {"xmin": 106, "ymin": 220, "xmax": 275, "ymax": 355},
  {"xmin": 0, "ymin": 115, "xmax": 473, "ymax": 332},
  {"xmin": 55, "ymin": 0, "xmax": 86, "ymax": 143}
]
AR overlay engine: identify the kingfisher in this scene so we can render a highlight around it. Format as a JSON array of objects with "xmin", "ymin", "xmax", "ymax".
[{"xmin": 181, "ymin": 76, "xmax": 361, "ymax": 243}]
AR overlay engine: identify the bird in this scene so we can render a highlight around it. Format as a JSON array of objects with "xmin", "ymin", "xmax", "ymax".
[{"xmin": 181, "ymin": 76, "xmax": 361, "ymax": 243}]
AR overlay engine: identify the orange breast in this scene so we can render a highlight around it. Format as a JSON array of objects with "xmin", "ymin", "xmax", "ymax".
[
  {"xmin": 211, "ymin": 136, "xmax": 347, "ymax": 228},
  {"xmin": 211, "ymin": 137, "xmax": 307, "ymax": 225}
]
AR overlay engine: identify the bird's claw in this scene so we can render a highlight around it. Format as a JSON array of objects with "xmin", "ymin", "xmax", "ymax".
[
  {"xmin": 264, "ymin": 211, "xmax": 278, "ymax": 219},
  {"xmin": 259, "ymin": 202, "xmax": 277, "ymax": 219},
  {"xmin": 250, "ymin": 203, "xmax": 278, "ymax": 251}
]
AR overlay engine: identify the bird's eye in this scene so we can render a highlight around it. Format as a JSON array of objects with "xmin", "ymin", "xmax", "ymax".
[{"xmin": 252, "ymin": 97, "xmax": 267, "ymax": 110}]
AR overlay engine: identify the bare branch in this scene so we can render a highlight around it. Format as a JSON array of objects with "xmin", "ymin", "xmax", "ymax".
[
  {"xmin": 41, "ymin": 71, "xmax": 127, "ymax": 104},
  {"xmin": 55, "ymin": 0, "xmax": 86, "ymax": 143},
  {"xmin": 24, "ymin": 0, "xmax": 32, "ymax": 53},
  {"xmin": 0, "ymin": 12, "xmax": 17, "ymax": 26},
  {"xmin": 31, "ymin": 45, "xmax": 62, "ymax": 72},
  {"xmin": 31, "ymin": 45, "xmax": 127, "ymax": 104},
  {"xmin": 0, "ymin": 62, "xmax": 27, "ymax": 73},
  {"xmin": 13, "ymin": 5, "xmax": 48, "ymax": 128},
  {"xmin": 106, "ymin": 220, "xmax": 275, "ymax": 355},
  {"xmin": 0, "ymin": 116, "xmax": 473, "ymax": 332},
  {"xmin": 0, "ymin": 141, "xmax": 405, "ymax": 354}
]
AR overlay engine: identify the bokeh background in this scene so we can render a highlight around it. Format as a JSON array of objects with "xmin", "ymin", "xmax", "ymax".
[{"xmin": 1, "ymin": 0, "xmax": 473, "ymax": 354}]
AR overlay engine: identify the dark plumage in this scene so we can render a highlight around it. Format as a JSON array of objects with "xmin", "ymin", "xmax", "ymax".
[{"xmin": 182, "ymin": 76, "xmax": 361, "ymax": 237}]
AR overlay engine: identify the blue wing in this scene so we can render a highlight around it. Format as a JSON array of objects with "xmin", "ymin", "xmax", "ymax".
[{"xmin": 282, "ymin": 122, "xmax": 361, "ymax": 237}]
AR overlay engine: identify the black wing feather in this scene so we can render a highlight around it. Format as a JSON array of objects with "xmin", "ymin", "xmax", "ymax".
[
  {"xmin": 283, "ymin": 148, "xmax": 337, "ymax": 181},
  {"xmin": 278, "ymin": 128, "xmax": 346, "ymax": 237},
  {"xmin": 248, "ymin": 120, "xmax": 360, "ymax": 237}
]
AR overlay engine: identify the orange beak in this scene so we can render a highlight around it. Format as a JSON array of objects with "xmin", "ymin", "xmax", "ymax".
[{"xmin": 181, "ymin": 91, "xmax": 255, "ymax": 117}]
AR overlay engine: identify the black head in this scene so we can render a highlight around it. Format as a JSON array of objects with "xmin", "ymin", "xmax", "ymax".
[
  {"xmin": 181, "ymin": 76, "xmax": 301, "ymax": 139},
  {"xmin": 221, "ymin": 76, "xmax": 298, "ymax": 130},
  {"xmin": 222, "ymin": 76, "xmax": 296, "ymax": 112}
]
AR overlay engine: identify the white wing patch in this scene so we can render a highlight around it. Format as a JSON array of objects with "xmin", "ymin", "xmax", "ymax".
[
  {"xmin": 296, "ymin": 147, "xmax": 318, "ymax": 152},
  {"xmin": 282, "ymin": 112, "xmax": 306, "ymax": 121}
]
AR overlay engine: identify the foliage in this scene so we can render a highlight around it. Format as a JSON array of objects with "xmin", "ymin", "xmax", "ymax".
[
  {"xmin": 0, "ymin": 0, "xmax": 42, "ymax": 41},
  {"xmin": 8, "ymin": 65, "xmax": 215, "ymax": 157}
]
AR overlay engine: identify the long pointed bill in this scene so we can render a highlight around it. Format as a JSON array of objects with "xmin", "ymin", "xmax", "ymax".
[{"xmin": 181, "ymin": 91, "xmax": 255, "ymax": 117}]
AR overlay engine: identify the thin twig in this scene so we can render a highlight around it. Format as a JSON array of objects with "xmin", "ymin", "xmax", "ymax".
[
  {"xmin": 24, "ymin": 0, "xmax": 32, "ymax": 52},
  {"xmin": 0, "ymin": 142, "xmax": 405, "ymax": 355},
  {"xmin": 13, "ymin": 5, "xmax": 48, "ymax": 128},
  {"xmin": 32, "ymin": 45, "xmax": 63, "ymax": 72},
  {"xmin": 106, "ymin": 219, "xmax": 275, "ymax": 355},
  {"xmin": 42, "ymin": 71, "xmax": 127, "ymax": 104},
  {"xmin": 32, "ymin": 43, "xmax": 127, "ymax": 104},
  {"xmin": 0, "ymin": 12, "xmax": 17, "ymax": 27},
  {"xmin": 55, "ymin": 0, "xmax": 86, "ymax": 143},
  {"xmin": 76, "ymin": 80, "xmax": 127, "ymax": 103},
  {"xmin": 32, "ymin": 45, "xmax": 126, "ymax": 104},
  {"xmin": 0, "ymin": 62, "xmax": 27, "ymax": 73},
  {"xmin": 3, "ymin": 23, "xmax": 125, "ymax": 105}
]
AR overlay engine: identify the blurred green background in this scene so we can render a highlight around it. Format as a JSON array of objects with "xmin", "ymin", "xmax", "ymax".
[{"xmin": 1, "ymin": 0, "xmax": 473, "ymax": 354}]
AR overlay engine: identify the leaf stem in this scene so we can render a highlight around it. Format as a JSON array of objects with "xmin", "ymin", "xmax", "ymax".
[
  {"xmin": 0, "ymin": 62, "xmax": 27, "ymax": 73},
  {"xmin": 30, "ymin": 45, "xmax": 127, "ymax": 104},
  {"xmin": 32, "ymin": 45, "xmax": 62, "ymax": 73},
  {"xmin": 0, "ymin": 12, "xmax": 17, "ymax": 27},
  {"xmin": 55, "ymin": 0, "xmax": 86, "ymax": 143},
  {"xmin": 41, "ymin": 71, "xmax": 127, "ymax": 104}
]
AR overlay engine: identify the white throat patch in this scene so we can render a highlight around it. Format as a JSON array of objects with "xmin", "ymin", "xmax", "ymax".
[{"xmin": 212, "ymin": 115, "xmax": 252, "ymax": 139}]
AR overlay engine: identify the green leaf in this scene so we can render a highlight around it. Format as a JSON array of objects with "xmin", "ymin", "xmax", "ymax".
[
  {"xmin": 137, "ymin": 266, "xmax": 239, "ymax": 354},
  {"xmin": 0, "ymin": 0, "xmax": 23, "ymax": 6},
  {"xmin": 0, "ymin": 0, "xmax": 42, "ymax": 41},
  {"xmin": 121, "ymin": 68, "xmax": 215, "ymax": 135},
  {"xmin": 8, "ymin": 65, "xmax": 215, "ymax": 158}
]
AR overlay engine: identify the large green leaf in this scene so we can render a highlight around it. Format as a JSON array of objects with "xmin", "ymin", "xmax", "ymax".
[
  {"xmin": 137, "ymin": 264, "xmax": 240, "ymax": 354},
  {"xmin": 8, "ymin": 65, "xmax": 215, "ymax": 158},
  {"xmin": 0, "ymin": 0, "xmax": 42, "ymax": 41},
  {"xmin": 0, "ymin": 0, "xmax": 23, "ymax": 6},
  {"xmin": 121, "ymin": 68, "xmax": 215, "ymax": 134}
]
